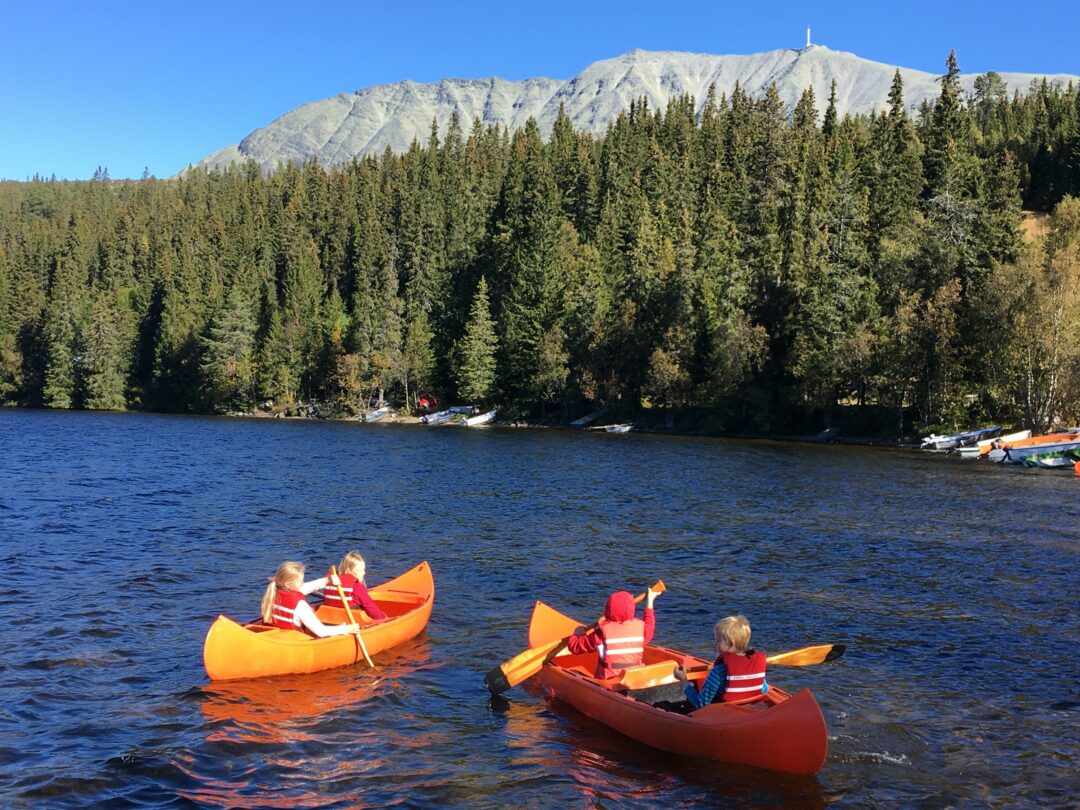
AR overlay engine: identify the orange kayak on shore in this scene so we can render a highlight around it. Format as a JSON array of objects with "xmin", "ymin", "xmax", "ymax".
[
  {"xmin": 203, "ymin": 561, "xmax": 434, "ymax": 681},
  {"xmin": 527, "ymin": 600, "xmax": 828, "ymax": 775}
]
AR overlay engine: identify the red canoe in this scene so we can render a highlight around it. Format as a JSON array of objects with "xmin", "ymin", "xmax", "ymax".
[{"xmin": 527, "ymin": 600, "xmax": 829, "ymax": 775}]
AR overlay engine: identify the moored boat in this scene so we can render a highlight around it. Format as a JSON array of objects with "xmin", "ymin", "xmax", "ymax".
[
  {"xmin": 463, "ymin": 409, "xmax": 497, "ymax": 426},
  {"xmin": 978, "ymin": 429, "xmax": 1031, "ymax": 456},
  {"xmin": 526, "ymin": 600, "xmax": 828, "ymax": 775},
  {"xmin": 1013, "ymin": 439, "xmax": 1080, "ymax": 468},
  {"xmin": 988, "ymin": 431, "xmax": 1080, "ymax": 463},
  {"xmin": 203, "ymin": 561, "xmax": 434, "ymax": 681},
  {"xmin": 604, "ymin": 423, "xmax": 632, "ymax": 433},
  {"xmin": 421, "ymin": 409, "xmax": 454, "ymax": 425},
  {"xmin": 362, "ymin": 406, "xmax": 393, "ymax": 422},
  {"xmin": 921, "ymin": 425, "xmax": 1000, "ymax": 451}
]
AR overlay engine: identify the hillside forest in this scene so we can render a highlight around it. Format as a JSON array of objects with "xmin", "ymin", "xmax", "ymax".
[{"xmin": 2, "ymin": 52, "xmax": 1079, "ymax": 436}]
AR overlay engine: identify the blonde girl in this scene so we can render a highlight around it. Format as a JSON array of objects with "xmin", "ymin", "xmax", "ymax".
[
  {"xmin": 322, "ymin": 551, "xmax": 387, "ymax": 620},
  {"xmin": 261, "ymin": 560, "xmax": 359, "ymax": 637}
]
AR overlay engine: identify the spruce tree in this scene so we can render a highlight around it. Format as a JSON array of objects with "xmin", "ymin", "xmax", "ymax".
[{"xmin": 455, "ymin": 277, "xmax": 498, "ymax": 403}]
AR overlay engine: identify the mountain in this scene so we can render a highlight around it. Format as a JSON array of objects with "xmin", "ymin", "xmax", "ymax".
[{"xmin": 188, "ymin": 46, "xmax": 1078, "ymax": 173}]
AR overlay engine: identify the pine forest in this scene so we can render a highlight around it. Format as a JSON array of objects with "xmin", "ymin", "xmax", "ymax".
[{"xmin": 2, "ymin": 54, "xmax": 1079, "ymax": 437}]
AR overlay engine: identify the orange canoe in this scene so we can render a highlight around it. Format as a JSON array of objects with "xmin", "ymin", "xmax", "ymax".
[
  {"xmin": 527, "ymin": 600, "xmax": 828, "ymax": 775},
  {"xmin": 203, "ymin": 561, "xmax": 434, "ymax": 681}
]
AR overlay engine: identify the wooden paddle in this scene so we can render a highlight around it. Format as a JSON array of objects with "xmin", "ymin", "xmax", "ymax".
[
  {"xmin": 679, "ymin": 643, "xmax": 846, "ymax": 675},
  {"xmin": 618, "ymin": 643, "xmax": 846, "ymax": 691},
  {"xmin": 484, "ymin": 580, "xmax": 666, "ymax": 695},
  {"xmin": 329, "ymin": 565, "xmax": 374, "ymax": 668},
  {"xmin": 767, "ymin": 643, "xmax": 845, "ymax": 667}
]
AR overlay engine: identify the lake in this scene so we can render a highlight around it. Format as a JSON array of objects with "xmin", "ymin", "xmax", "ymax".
[{"xmin": 0, "ymin": 409, "xmax": 1077, "ymax": 808}]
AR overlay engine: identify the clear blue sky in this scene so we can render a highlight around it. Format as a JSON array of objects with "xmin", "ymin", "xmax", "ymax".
[{"xmin": 2, "ymin": 0, "xmax": 1077, "ymax": 181}]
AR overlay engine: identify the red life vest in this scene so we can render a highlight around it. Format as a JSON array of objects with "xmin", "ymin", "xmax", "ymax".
[
  {"xmin": 719, "ymin": 650, "xmax": 767, "ymax": 702},
  {"xmin": 271, "ymin": 589, "xmax": 306, "ymax": 630},
  {"xmin": 322, "ymin": 573, "xmax": 360, "ymax": 608},
  {"xmin": 597, "ymin": 618, "xmax": 646, "ymax": 672}
]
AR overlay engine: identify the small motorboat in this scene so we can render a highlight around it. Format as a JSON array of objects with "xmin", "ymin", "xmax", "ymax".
[
  {"xmin": 921, "ymin": 426, "xmax": 1000, "ymax": 451},
  {"xmin": 362, "ymin": 406, "xmax": 393, "ymax": 423},
  {"xmin": 462, "ymin": 410, "xmax": 497, "ymax": 427},
  {"xmin": 989, "ymin": 432, "xmax": 1080, "ymax": 463},
  {"xmin": 604, "ymin": 423, "xmax": 632, "ymax": 433},
  {"xmin": 202, "ymin": 562, "xmax": 434, "ymax": 681},
  {"xmin": 421, "ymin": 409, "xmax": 454, "ymax": 425}
]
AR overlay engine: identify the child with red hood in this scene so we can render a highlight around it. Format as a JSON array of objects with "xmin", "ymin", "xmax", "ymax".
[{"xmin": 566, "ymin": 587, "xmax": 661, "ymax": 678}]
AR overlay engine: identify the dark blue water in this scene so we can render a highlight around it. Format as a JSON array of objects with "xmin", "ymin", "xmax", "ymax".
[{"xmin": 1, "ymin": 410, "xmax": 1077, "ymax": 808}]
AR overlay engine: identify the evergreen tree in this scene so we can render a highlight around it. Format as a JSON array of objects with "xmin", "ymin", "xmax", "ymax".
[
  {"xmin": 455, "ymin": 277, "xmax": 498, "ymax": 403},
  {"xmin": 199, "ymin": 283, "xmax": 257, "ymax": 412},
  {"xmin": 81, "ymin": 291, "xmax": 128, "ymax": 410}
]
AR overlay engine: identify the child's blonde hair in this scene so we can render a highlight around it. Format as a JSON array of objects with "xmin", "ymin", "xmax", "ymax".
[
  {"xmin": 261, "ymin": 561, "xmax": 305, "ymax": 623},
  {"xmin": 714, "ymin": 615, "xmax": 752, "ymax": 654},
  {"xmin": 339, "ymin": 551, "xmax": 366, "ymax": 579}
]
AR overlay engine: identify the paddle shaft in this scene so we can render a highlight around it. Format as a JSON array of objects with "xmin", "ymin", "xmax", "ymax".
[{"xmin": 330, "ymin": 565, "xmax": 374, "ymax": 668}]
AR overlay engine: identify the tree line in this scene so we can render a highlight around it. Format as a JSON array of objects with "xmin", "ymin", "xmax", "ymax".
[{"xmin": 1, "ymin": 52, "xmax": 1079, "ymax": 435}]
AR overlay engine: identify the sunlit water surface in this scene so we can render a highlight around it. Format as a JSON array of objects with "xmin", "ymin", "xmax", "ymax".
[{"xmin": 1, "ymin": 410, "xmax": 1077, "ymax": 808}]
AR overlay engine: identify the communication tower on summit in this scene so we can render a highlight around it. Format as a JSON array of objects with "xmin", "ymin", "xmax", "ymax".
[{"xmin": 806, "ymin": 27, "xmax": 811, "ymax": 49}]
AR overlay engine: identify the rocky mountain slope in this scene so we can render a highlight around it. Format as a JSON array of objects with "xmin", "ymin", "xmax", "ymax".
[{"xmin": 189, "ymin": 46, "xmax": 1078, "ymax": 173}]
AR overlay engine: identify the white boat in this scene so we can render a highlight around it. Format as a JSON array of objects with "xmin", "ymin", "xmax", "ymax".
[
  {"xmin": 605, "ymin": 423, "xmax": 632, "ymax": 433},
  {"xmin": 463, "ymin": 410, "xmax": 496, "ymax": 427},
  {"xmin": 977, "ymin": 429, "xmax": 1031, "ymax": 454},
  {"xmin": 957, "ymin": 430, "xmax": 1032, "ymax": 459},
  {"xmin": 362, "ymin": 406, "xmax": 392, "ymax": 423},
  {"xmin": 421, "ymin": 409, "xmax": 454, "ymax": 425},
  {"xmin": 921, "ymin": 426, "xmax": 1000, "ymax": 451},
  {"xmin": 1005, "ymin": 438, "xmax": 1080, "ymax": 467}
]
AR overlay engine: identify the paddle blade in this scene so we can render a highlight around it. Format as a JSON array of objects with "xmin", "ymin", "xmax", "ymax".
[
  {"xmin": 767, "ymin": 643, "xmax": 845, "ymax": 667},
  {"xmin": 484, "ymin": 637, "xmax": 563, "ymax": 694}
]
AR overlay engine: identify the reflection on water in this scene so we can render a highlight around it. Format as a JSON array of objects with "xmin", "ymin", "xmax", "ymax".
[{"xmin": 1, "ymin": 409, "xmax": 1077, "ymax": 808}]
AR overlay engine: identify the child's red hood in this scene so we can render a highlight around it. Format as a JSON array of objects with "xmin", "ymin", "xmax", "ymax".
[{"xmin": 604, "ymin": 590, "xmax": 636, "ymax": 622}]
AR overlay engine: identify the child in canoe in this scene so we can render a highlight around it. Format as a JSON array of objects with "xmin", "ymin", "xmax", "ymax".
[
  {"xmin": 673, "ymin": 614, "xmax": 768, "ymax": 708},
  {"xmin": 566, "ymin": 587, "xmax": 661, "ymax": 679},
  {"xmin": 322, "ymin": 551, "xmax": 387, "ymax": 621},
  {"xmin": 261, "ymin": 561, "xmax": 360, "ymax": 637}
]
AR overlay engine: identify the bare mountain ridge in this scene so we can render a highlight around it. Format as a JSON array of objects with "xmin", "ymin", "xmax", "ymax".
[{"xmin": 189, "ymin": 46, "xmax": 1078, "ymax": 173}]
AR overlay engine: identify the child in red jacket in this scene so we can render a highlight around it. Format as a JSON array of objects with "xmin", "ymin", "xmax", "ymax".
[
  {"xmin": 566, "ymin": 587, "xmax": 660, "ymax": 678},
  {"xmin": 323, "ymin": 551, "xmax": 387, "ymax": 621}
]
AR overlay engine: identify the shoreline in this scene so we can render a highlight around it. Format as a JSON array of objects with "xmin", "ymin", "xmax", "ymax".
[{"xmin": 235, "ymin": 407, "xmax": 911, "ymax": 449}]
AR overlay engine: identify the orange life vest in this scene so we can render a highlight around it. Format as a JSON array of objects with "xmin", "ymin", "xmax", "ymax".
[
  {"xmin": 597, "ymin": 618, "xmax": 646, "ymax": 671},
  {"xmin": 720, "ymin": 650, "xmax": 767, "ymax": 702},
  {"xmin": 271, "ymin": 589, "xmax": 305, "ymax": 630}
]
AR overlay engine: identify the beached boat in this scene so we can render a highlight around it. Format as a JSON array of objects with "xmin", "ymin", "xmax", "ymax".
[
  {"xmin": 421, "ymin": 409, "xmax": 454, "ymax": 425},
  {"xmin": 463, "ymin": 409, "xmax": 497, "ymax": 427},
  {"xmin": 921, "ymin": 425, "xmax": 1000, "ymax": 451},
  {"xmin": 956, "ymin": 430, "xmax": 1033, "ymax": 459},
  {"xmin": 1008, "ymin": 438, "xmax": 1080, "ymax": 468},
  {"xmin": 526, "ymin": 600, "xmax": 828, "ymax": 775},
  {"xmin": 203, "ymin": 561, "xmax": 434, "ymax": 681},
  {"xmin": 988, "ymin": 431, "xmax": 1080, "ymax": 463},
  {"xmin": 362, "ymin": 406, "xmax": 393, "ymax": 423},
  {"xmin": 977, "ymin": 429, "xmax": 1031, "ymax": 456},
  {"xmin": 604, "ymin": 423, "xmax": 632, "ymax": 433}
]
